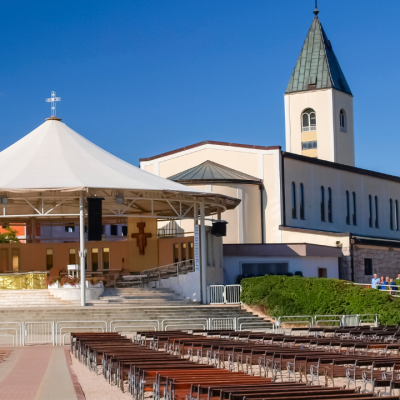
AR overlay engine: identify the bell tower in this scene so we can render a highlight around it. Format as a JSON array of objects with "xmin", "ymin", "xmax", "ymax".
[{"xmin": 284, "ymin": 7, "xmax": 355, "ymax": 166}]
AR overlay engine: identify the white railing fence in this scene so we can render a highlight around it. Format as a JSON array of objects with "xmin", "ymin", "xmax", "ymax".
[
  {"xmin": 0, "ymin": 313, "xmax": 380, "ymax": 346},
  {"xmin": 209, "ymin": 285, "xmax": 225, "ymax": 304},
  {"xmin": 23, "ymin": 321, "xmax": 54, "ymax": 346},
  {"xmin": 314, "ymin": 315, "xmax": 343, "ymax": 327},
  {"xmin": 55, "ymin": 321, "xmax": 107, "ymax": 346},
  {"xmin": 209, "ymin": 284, "xmax": 241, "ymax": 304},
  {"xmin": 0, "ymin": 322, "xmax": 22, "ymax": 346}
]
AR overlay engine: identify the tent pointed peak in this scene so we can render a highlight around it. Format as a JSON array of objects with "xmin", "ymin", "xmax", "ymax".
[
  {"xmin": 0, "ymin": 119, "xmax": 212, "ymax": 194},
  {"xmin": 168, "ymin": 160, "xmax": 263, "ymax": 185},
  {"xmin": 45, "ymin": 116, "xmax": 62, "ymax": 121},
  {"xmin": 285, "ymin": 15, "xmax": 352, "ymax": 96}
]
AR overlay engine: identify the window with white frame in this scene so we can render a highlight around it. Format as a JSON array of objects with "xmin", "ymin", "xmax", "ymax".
[
  {"xmin": 301, "ymin": 141, "xmax": 317, "ymax": 150},
  {"xmin": 301, "ymin": 109, "xmax": 317, "ymax": 132}
]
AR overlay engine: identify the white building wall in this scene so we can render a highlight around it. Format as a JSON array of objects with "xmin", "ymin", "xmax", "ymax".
[
  {"xmin": 284, "ymin": 157, "xmax": 400, "ymax": 240},
  {"xmin": 141, "ymin": 144, "xmax": 282, "ymax": 245},
  {"xmin": 223, "ymin": 255, "xmax": 339, "ymax": 284}
]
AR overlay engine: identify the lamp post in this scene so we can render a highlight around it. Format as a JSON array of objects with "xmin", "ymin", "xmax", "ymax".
[{"xmin": 79, "ymin": 192, "xmax": 86, "ymax": 306}]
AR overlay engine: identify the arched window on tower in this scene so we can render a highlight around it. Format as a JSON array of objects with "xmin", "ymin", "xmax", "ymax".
[
  {"xmin": 340, "ymin": 109, "xmax": 347, "ymax": 132},
  {"xmin": 301, "ymin": 108, "xmax": 317, "ymax": 132},
  {"xmin": 321, "ymin": 186, "xmax": 325, "ymax": 222}
]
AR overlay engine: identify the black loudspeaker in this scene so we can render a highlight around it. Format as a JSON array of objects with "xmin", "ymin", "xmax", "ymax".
[
  {"xmin": 87, "ymin": 198, "xmax": 104, "ymax": 241},
  {"xmin": 211, "ymin": 221, "xmax": 227, "ymax": 237}
]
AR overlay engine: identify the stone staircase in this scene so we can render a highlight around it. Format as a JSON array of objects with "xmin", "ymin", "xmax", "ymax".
[
  {"xmin": 86, "ymin": 288, "xmax": 193, "ymax": 306},
  {"xmin": 0, "ymin": 289, "xmax": 80, "ymax": 308},
  {"xmin": 0, "ymin": 304, "xmax": 273, "ymax": 332},
  {"xmin": 0, "ymin": 287, "xmax": 193, "ymax": 308},
  {"xmin": 0, "ymin": 288, "xmax": 274, "ymax": 335}
]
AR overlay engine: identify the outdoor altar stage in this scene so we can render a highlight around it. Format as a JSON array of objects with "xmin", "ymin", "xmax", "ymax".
[
  {"xmin": 0, "ymin": 271, "xmax": 48, "ymax": 290},
  {"xmin": 0, "ymin": 116, "xmax": 240, "ymax": 305}
]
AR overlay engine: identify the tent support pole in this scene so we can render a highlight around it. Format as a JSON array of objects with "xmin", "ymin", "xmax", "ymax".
[
  {"xmin": 200, "ymin": 201, "xmax": 207, "ymax": 304},
  {"xmin": 79, "ymin": 192, "xmax": 86, "ymax": 307}
]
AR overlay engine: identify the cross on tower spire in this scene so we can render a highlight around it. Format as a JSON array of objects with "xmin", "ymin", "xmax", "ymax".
[
  {"xmin": 45, "ymin": 91, "xmax": 61, "ymax": 117},
  {"xmin": 314, "ymin": 0, "xmax": 319, "ymax": 16}
]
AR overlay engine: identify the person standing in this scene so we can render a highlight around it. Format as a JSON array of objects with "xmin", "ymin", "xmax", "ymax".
[
  {"xmin": 379, "ymin": 276, "xmax": 388, "ymax": 291},
  {"xmin": 371, "ymin": 274, "xmax": 380, "ymax": 289},
  {"xmin": 390, "ymin": 278, "xmax": 398, "ymax": 295}
]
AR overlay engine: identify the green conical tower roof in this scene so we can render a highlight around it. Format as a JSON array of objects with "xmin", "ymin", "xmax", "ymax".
[{"xmin": 285, "ymin": 14, "xmax": 352, "ymax": 96}]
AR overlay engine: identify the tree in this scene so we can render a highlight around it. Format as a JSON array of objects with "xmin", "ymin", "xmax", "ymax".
[{"xmin": 0, "ymin": 227, "xmax": 20, "ymax": 243}]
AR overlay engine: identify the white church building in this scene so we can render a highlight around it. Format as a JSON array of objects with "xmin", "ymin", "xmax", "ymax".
[{"xmin": 140, "ymin": 8, "xmax": 400, "ymax": 284}]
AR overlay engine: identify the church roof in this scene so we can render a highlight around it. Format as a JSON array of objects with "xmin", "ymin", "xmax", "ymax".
[
  {"xmin": 285, "ymin": 13, "xmax": 352, "ymax": 96},
  {"xmin": 168, "ymin": 160, "xmax": 262, "ymax": 185}
]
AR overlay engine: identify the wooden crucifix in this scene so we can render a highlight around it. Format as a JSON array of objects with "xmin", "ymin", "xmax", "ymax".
[{"xmin": 131, "ymin": 222, "xmax": 152, "ymax": 255}]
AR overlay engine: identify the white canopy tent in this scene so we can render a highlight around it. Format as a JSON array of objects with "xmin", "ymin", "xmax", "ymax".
[{"xmin": 0, "ymin": 117, "xmax": 240, "ymax": 305}]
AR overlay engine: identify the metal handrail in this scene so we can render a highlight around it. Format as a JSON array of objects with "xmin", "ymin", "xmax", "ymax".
[
  {"xmin": 210, "ymin": 318, "xmax": 236, "ymax": 330},
  {"xmin": 141, "ymin": 259, "xmax": 194, "ymax": 274},
  {"xmin": 23, "ymin": 321, "xmax": 54, "ymax": 346},
  {"xmin": 110, "ymin": 320, "xmax": 160, "ymax": 332},
  {"xmin": 0, "ymin": 334, "xmax": 15, "ymax": 346},
  {"xmin": 314, "ymin": 315, "xmax": 343, "ymax": 327},
  {"xmin": 60, "ymin": 326, "xmax": 105, "ymax": 345},
  {"xmin": 161, "ymin": 318, "xmax": 208, "ymax": 331},
  {"xmin": 56, "ymin": 320, "xmax": 107, "ymax": 345},
  {"xmin": 236, "ymin": 316, "xmax": 275, "ymax": 331},
  {"xmin": 209, "ymin": 284, "xmax": 241, "ymax": 304},
  {"xmin": 278, "ymin": 315, "xmax": 314, "ymax": 326},
  {"xmin": 0, "ymin": 322, "xmax": 22, "ymax": 346},
  {"xmin": 239, "ymin": 322, "xmax": 274, "ymax": 331}
]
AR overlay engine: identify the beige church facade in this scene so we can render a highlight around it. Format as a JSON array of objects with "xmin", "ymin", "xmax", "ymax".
[{"xmin": 140, "ymin": 8, "xmax": 400, "ymax": 284}]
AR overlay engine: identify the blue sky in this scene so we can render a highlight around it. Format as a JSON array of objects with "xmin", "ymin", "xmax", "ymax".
[{"xmin": 0, "ymin": 0, "xmax": 397, "ymax": 174}]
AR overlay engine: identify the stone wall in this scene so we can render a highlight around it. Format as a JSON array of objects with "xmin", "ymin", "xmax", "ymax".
[
  {"xmin": 353, "ymin": 245, "xmax": 400, "ymax": 283},
  {"xmin": 339, "ymin": 255, "xmax": 352, "ymax": 281}
]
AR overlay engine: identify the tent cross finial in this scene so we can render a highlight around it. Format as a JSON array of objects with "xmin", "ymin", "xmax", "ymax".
[{"xmin": 45, "ymin": 91, "xmax": 61, "ymax": 117}]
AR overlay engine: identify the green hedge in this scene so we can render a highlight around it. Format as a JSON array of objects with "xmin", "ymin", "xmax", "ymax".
[{"xmin": 241, "ymin": 275, "xmax": 400, "ymax": 325}]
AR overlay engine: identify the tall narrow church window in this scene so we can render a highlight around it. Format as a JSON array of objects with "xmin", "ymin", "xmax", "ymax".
[
  {"xmin": 346, "ymin": 191, "xmax": 350, "ymax": 225},
  {"xmin": 321, "ymin": 186, "xmax": 325, "ymax": 222},
  {"xmin": 301, "ymin": 109, "xmax": 317, "ymax": 132},
  {"xmin": 352, "ymin": 192, "xmax": 357, "ymax": 225},
  {"xmin": 340, "ymin": 109, "xmax": 347, "ymax": 132},
  {"xmin": 291, "ymin": 182, "xmax": 297, "ymax": 219},
  {"xmin": 375, "ymin": 196, "xmax": 379, "ymax": 228},
  {"xmin": 396, "ymin": 200, "xmax": 399, "ymax": 231},
  {"xmin": 369, "ymin": 195, "xmax": 373, "ymax": 227},
  {"xmin": 328, "ymin": 187, "xmax": 333, "ymax": 222},
  {"xmin": 300, "ymin": 183, "xmax": 305, "ymax": 220},
  {"xmin": 390, "ymin": 199, "xmax": 394, "ymax": 230}
]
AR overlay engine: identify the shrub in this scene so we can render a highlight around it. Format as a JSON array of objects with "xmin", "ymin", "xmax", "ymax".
[
  {"xmin": 45, "ymin": 276, "xmax": 60, "ymax": 286},
  {"xmin": 87, "ymin": 276, "xmax": 106, "ymax": 285},
  {"xmin": 60, "ymin": 276, "xmax": 80, "ymax": 286},
  {"xmin": 241, "ymin": 275, "xmax": 400, "ymax": 325}
]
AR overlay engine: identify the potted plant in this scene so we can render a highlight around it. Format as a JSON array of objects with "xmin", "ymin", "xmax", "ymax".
[
  {"xmin": 60, "ymin": 276, "xmax": 81, "ymax": 288},
  {"xmin": 45, "ymin": 276, "xmax": 60, "ymax": 289},
  {"xmin": 86, "ymin": 276, "xmax": 105, "ymax": 288}
]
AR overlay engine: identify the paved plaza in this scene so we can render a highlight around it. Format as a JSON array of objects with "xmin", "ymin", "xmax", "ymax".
[{"xmin": 0, "ymin": 346, "xmax": 84, "ymax": 400}]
